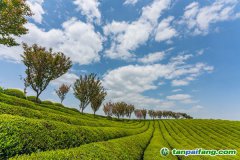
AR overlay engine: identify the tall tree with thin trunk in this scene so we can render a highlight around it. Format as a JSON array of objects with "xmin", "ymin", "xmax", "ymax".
[
  {"xmin": 125, "ymin": 104, "xmax": 135, "ymax": 119},
  {"xmin": 73, "ymin": 74, "xmax": 96, "ymax": 113},
  {"xmin": 89, "ymin": 75, "xmax": 107, "ymax": 117},
  {"xmin": 103, "ymin": 102, "xmax": 113, "ymax": 117},
  {"xmin": 0, "ymin": 0, "xmax": 32, "ymax": 46},
  {"xmin": 55, "ymin": 84, "xmax": 71, "ymax": 104},
  {"xmin": 22, "ymin": 43, "xmax": 72, "ymax": 102},
  {"xmin": 141, "ymin": 109, "xmax": 147, "ymax": 120}
]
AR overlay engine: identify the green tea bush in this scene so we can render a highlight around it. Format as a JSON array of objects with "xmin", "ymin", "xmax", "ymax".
[
  {"xmin": 54, "ymin": 102, "xmax": 64, "ymax": 107},
  {"xmin": 3, "ymin": 89, "xmax": 26, "ymax": 99},
  {"xmin": 27, "ymin": 96, "xmax": 41, "ymax": 103},
  {"xmin": 0, "ymin": 86, "xmax": 4, "ymax": 93},
  {"xmin": 0, "ymin": 114, "xmax": 149, "ymax": 159},
  {"xmin": 0, "ymin": 93, "xmax": 142, "ymax": 128},
  {"xmin": 12, "ymin": 121, "xmax": 153, "ymax": 160},
  {"xmin": 144, "ymin": 121, "xmax": 177, "ymax": 160},
  {"xmin": 41, "ymin": 100, "xmax": 54, "ymax": 105}
]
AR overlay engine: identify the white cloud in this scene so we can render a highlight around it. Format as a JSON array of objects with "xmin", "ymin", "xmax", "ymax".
[
  {"xmin": 172, "ymin": 79, "xmax": 189, "ymax": 86},
  {"xmin": 73, "ymin": 0, "xmax": 101, "ymax": 24},
  {"xmin": 175, "ymin": 105, "xmax": 204, "ymax": 114},
  {"xmin": 170, "ymin": 62, "xmax": 214, "ymax": 86},
  {"xmin": 51, "ymin": 72, "xmax": 78, "ymax": 86},
  {"xmin": 138, "ymin": 51, "xmax": 165, "ymax": 64},
  {"xmin": 103, "ymin": 54, "xmax": 213, "ymax": 108},
  {"xmin": 104, "ymin": 0, "xmax": 171, "ymax": 60},
  {"xmin": 0, "ymin": 18, "xmax": 103, "ymax": 65},
  {"xmin": 172, "ymin": 89, "xmax": 182, "ymax": 92},
  {"xmin": 124, "ymin": 0, "xmax": 138, "ymax": 5},
  {"xmin": 167, "ymin": 93, "xmax": 198, "ymax": 104},
  {"xmin": 26, "ymin": 0, "xmax": 45, "ymax": 24},
  {"xmin": 155, "ymin": 16, "xmax": 177, "ymax": 42},
  {"xmin": 167, "ymin": 94, "xmax": 191, "ymax": 100},
  {"xmin": 180, "ymin": 0, "xmax": 240, "ymax": 35},
  {"xmin": 197, "ymin": 49, "xmax": 204, "ymax": 56}
]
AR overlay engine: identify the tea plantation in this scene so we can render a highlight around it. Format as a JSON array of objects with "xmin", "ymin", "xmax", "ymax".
[{"xmin": 0, "ymin": 92, "xmax": 239, "ymax": 160}]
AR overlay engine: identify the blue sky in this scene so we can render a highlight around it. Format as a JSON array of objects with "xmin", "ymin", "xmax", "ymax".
[{"xmin": 0, "ymin": 0, "xmax": 240, "ymax": 120}]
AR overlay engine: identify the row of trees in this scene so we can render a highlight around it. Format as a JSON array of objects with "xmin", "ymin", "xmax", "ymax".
[
  {"xmin": 134, "ymin": 109, "xmax": 193, "ymax": 119},
  {"xmin": 103, "ymin": 103, "xmax": 192, "ymax": 119},
  {"xmin": 103, "ymin": 102, "xmax": 135, "ymax": 119}
]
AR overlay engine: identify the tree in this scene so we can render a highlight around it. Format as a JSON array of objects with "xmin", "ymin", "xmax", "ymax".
[
  {"xmin": 125, "ymin": 104, "xmax": 135, "ymax": 119},
  {"xmin": 157, "ymin": 110, "xmax": 163, "ymax": 119},
  {"xmin": 74, "ymin": 74, "xmax": 96, "ymax": 113},
  {"xmin": 148, "ymin": 110, "xmax": 154, "ymax": 119},
  {"xmin": 22, "ymin": 43, "xmax": 72, "ymax": 102},
  {"xmin": 134, "ymin": 109, "xmax": 143, "ymax": 119},
  {"xmin": 141, "ymin": 109, "xmax": 147, "ymax": 120},
  {"xmin": 112, "ymin": 102, "xmax": 126, "ymax": 119},
  {"xmin": 55, "ymin": 84, "xmax": 71, "ymax": 104},
  {"xmin": 103, "ymin": 102, "xmax": 113, "ymax": 117},
  {"xmin": 0, "ymin": 0, "xmax": 32, "ymax": 46},
  {"xmin": 89, "ymin": 75, "xmax": 107, "ymax": 117}
]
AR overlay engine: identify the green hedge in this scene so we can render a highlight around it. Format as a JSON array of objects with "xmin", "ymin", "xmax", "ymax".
[
  {"xmin": 27, "ymin": 96, "xmax": 41, "ymax": 103},
  {"xmin": 41, "ymin": 100, "xmax": 54, "ymax": 105},
  {"xmin": 12, "ymin": 121, "xmax": 153, "ymax": 160},
  {"xmin": 0, "ymin": 114, "xmax": 148, "ymax": 159},
  {"xmin": 54, "ymin": 103, "xmax": 64, "ymax": 107},
  {"xmin": 0, "ymin": 86, "xmax": 3, "ymax": 93},
  {"xmin": 3, "ymin": 89, "xmax": 26, "ymax": 99},
  {"xmin": 144, "ymin": 121, "xmax": 177, "ymax": 160},
  {"xmin": 0, "ymin": 102, "xmax": 122, "ymax": 127},
  {"xmin": 0, "ymin": 93, "xmax": 141, "ymax": 128}
]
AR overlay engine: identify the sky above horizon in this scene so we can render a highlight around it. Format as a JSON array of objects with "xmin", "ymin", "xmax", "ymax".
[{"xmin": 0, "ymin": 0, "xmax": 240, "ymax": 120}]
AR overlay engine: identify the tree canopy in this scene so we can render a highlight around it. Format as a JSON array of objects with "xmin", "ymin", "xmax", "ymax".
[
  {"xmin": 22, "ymin": 43, "xmax": 72, "ymax": 101},
  {"xmin": 0, "ymin": 0, "xmax": 32, "ymax": 46}
]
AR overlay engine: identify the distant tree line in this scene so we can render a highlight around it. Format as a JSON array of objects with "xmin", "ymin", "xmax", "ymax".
[{"xmin": 103, "ymin": 102, "xmax": 135, "ymax": 119}]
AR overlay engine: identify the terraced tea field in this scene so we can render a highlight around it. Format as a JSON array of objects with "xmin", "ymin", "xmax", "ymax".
[{"xmin": 0, "ymin": 92, "xmax": 239, "ymax": 160}]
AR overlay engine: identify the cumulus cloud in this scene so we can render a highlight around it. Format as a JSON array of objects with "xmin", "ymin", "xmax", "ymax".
[
  {"xmin": 51, "ymin": 72, "xmax": 78, "ymax": 86},
  {"xmin": 138, "ymin": 51, "xmax": 165, "ymax": 64},
  {"xmin": 167, "ymin": 93, "xmax": 198, "ymax": 104},
  {"xmin": 103, "ymin": 54, "xmax": 213, "ymax": 108},
  {"xmin": 180, "ymin": 0, "xmax": 240, "ymax": 35},
  {"xmin": 26, "ymin": 0, "xmax": 45, "ymax": 24},
  {"xmin": 0, "ymin": 18, "xmax": 103, "ymax": 65},
  {"xmin": 172, "ymin": 89, "xmax": 182, "ymax": 92},
  {"xmin": 104, "ymin": 0, "xmax": 171, "ymax": 60},
  {"xmin": 155, "ymin": 16, "xmax": 177, "ymax": 42},
  {"xmin": 167, "ymin": 94, "xmax": 191, "ymax": 100},
  {"xmin": 73, "ymin": 0, "xmax": 101, "ymax": 24},
  {"xmin": 124, "ymin": 0, "xmax": 138, "ymax": 5}
]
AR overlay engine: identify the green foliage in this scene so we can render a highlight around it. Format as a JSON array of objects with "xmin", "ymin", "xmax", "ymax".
[
  {"xmin": 0, "ymin": 114, "xmax": 148, "ymax": 159},
  {"xmin": 54, "ymin": 102, "xmax": 64, "ymax": 107},
  {"xmin": 0, "ymin": 93, "xmax": 143, "ymax": 128},
  {"xmin": 89, "ymin": 74, "xmax": 107, "ymax": 116},
  {"xmin": 3, "ymin": 88, "xmax": 26, "ymax": 99},
  {"xmin": 0, "ymin": 86, "xmax": 3, "ymax": 93},
  {"xmin": 144, "ymin": 121, "xmax": 177, "ymax": 160},
  {"xmin": 0, "ymin": 0, "xmax": 32, "ymax": 46},
  {"xmin": 55, "ymin": 84, "xmax": 71, "ymax": 104},
  {"xmin": 22, "ymin": 43, "xmax": 72, "ymax": 101},
  {"xmin": 41, "ymin": 100, "xmax": 54, "ymax": 105},
  {"xmin": 27, "ymin": 96, "xmax": 41, "ymax": 103},
  {"xmin": 73, "ymin": 74, "xmax": 96, "ymax": 113},
  {"xmin": 11, "ymin": 122, "xmax": 153, "ymax": 160}
]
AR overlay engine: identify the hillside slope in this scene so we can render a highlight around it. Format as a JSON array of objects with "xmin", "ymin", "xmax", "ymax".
[{"xmin": 0, "ymin": 93, "xmax": 239, "ymax": 160}]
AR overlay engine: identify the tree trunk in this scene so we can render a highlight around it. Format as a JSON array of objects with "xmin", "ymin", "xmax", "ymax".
[
  {"xmin": 81, "ymin": 107, "xmax": 84, "ymax": 113},
  {"xmin": 36, "ymin": 92, "xmax": 40, "ymax": 103}
]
